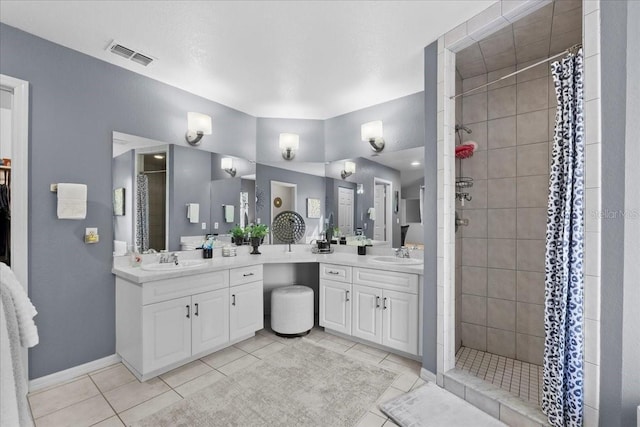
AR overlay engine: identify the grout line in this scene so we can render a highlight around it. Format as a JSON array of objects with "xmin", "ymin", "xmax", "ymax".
[{"xmin": 86, "ymin": 374, "xmax": 124, "ymax": 427}]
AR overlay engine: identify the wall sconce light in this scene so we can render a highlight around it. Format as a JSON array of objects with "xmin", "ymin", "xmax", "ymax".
[
  {"xmin": 221, "ymin": 157, "xmax": 236, "ymax": 177},
  {"xmin": 185, "ymin": 112, "xmax": 212, "ymax": 146},
  {"xmin": 279, "ymin": 133, "xmax": 299, "ymax": 160},
  {"xmin": 361, "ymin": 120, "xmax": 385, "ymax": 152},
  {"xmin": 341, "ymin": 161, "xmax": 356, "ymax": 179}
]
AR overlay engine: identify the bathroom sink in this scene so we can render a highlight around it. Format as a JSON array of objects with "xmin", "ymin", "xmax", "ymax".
[
  {"xmin": 369, "ymin": 256, "xmax": 423, "ymax": 265},
  {"xmin": 141, "ymin": 259, "xmax": 207, "ymax": 271}
]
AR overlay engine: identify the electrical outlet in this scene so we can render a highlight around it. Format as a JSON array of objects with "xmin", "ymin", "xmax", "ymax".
[
  {"xmin": 214, "ymin": 222, "xmax": 219, "ymax": 229},
  {"xmin": 201, "ymin": 222, "xmax": 206, "ymax": 230}
]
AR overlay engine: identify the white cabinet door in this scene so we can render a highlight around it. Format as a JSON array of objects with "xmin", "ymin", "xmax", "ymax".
[
  {"xmin": 352, "ymin": 284, "xmax": 382, "ymax": 343},
  {"xmin": 382, "ymin": 289, "xmax": 418, "ymax": 354},
  {"xmin": 230, "ymin": 281, "xmax": 263, "ymax": 341},
  {"xmin": 143, "ymin": 296, "xmax": 192, "ymax": 372},
  {"xmin": 192, "ymin": 288, "xmax": 229, "ymax": 355},
  {"xmin": 319, "ymin": 279, "xmax": 352, "ymax": 335}
]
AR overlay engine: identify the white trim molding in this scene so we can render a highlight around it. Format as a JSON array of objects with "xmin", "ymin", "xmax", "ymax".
[
  {"xmin": 1, "ymin": 73, "xmax": 30, "ymax": 382},
  {"xmin": 28, "ymin": 354, "xmax": 121, "ymax": 393}
]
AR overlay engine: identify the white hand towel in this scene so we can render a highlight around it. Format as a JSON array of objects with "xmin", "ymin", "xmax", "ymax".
[
  {"xmin": 56, "ymin": 183, "xmax": 87, "ymax": 220},
  {"xmin": 187, "ymin": 203, "xmax": 199, "ymax": 223},
  {"xmin": 224, "ymin": 205, "xmax": 235, "ymax": 223},
  {"xmin": 368, "ymin": 207, "xmax": 376, "ymax": 221},
  {"xmin": 0, "ymin": 263, "xmax": 38, "ymax": 349}
]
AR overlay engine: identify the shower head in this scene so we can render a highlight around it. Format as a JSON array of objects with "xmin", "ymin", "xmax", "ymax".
[{"xmin": 455, "ymin": 124, "xmax": 472, "ymax": 134}]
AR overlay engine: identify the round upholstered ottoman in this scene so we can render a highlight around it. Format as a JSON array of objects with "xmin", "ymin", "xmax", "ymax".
[{"xmin": 271, "ymin": 285, "xmax": 314, "ymax": 337}]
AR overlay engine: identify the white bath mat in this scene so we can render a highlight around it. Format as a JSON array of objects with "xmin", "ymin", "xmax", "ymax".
[{"xmin": 380, "ymin": 382, "xmax": 506, "ymax": 427}]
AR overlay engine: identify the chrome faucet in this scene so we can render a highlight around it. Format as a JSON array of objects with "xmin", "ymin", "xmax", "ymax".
[
  {"xmin": 394, "ymin": 247, "xmax": 411, "ymax": 259},
  {"xmin": 159, "ymin": 252, "xmax": 179, "ymax": 265}
]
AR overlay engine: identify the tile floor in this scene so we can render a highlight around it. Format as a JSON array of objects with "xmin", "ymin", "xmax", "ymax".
[
  {"xmin": 455, "ymin": 346, "xmax": 543, "ymax": 406},
  {"xmin": 27, "ymin": 321, "xmax": 425, "ymax": 427}
]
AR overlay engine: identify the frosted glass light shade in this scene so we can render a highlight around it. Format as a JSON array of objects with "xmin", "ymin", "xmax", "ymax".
[
  {"xmin": 221, "ymin": 157, "xmax": 233, "ymax": 170},
  {"xmin": 279, "ymin": 133, "xmax": 299, "ymax": 160},
  {"xmin": 187, "ymin": 112, "xmax": 212, "ymax": 135},
  {"xmin": 361, "ymin": 120, "xmax": 383, "ymax": 141},
  {"xmin": 344, "ymin": 161, "xmax": 356, "ymax": 174},
  {"xmin": 279, "ymin": 133, "xmax": 299, "ymax": 150}
]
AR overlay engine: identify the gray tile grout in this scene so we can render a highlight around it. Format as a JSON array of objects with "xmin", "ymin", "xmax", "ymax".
[{"xmin": 30, "ymin": 327, "xmax": 423, "ymax": 426}]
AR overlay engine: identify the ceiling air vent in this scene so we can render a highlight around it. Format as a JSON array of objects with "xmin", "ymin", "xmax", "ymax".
[
  {"xmin": 131, "ymin": 52, "xmax": 153, "ymax": 66},
  {"xmin": 107, "ymin": 40, "xmax": 155, "ymax": 67}
]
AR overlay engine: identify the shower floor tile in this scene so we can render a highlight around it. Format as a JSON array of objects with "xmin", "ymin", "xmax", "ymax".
[{"xmin": 455, "ymin": 346, "xmax": 543, "ymax": 406}]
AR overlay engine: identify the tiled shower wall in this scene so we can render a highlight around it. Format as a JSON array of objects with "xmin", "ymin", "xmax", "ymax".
[{"xmin": 455, "ymin": 59, "xmax": 556, "ymax": 365}]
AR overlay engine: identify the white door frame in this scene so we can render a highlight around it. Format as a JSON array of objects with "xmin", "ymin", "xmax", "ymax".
[
  {"xmin": 373, "ymin": 177, "xmax": 393, "ymax": 242},
  {"xmin": 270, "ymin": 180, "xmax": 297, "ymax": 222},
  {"xmin": 1, "ymin": 74, "xmax": 30, "ymax": 381}
]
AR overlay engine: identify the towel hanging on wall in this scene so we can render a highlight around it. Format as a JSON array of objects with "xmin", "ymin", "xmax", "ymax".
[
  {"xmin": 368, "ymin": 207, "xmax": 376, "ymax": 221},
  {"xmin": 187, "ymin": 203, "xmax": 199, "ymax": 223},
  {"xmin": 224, "ymin": 205, "xmax": 234, "ymax": 223},
  {"xmin": 56, "ymin": 183, "xmax": 87, "ymax": 220}
]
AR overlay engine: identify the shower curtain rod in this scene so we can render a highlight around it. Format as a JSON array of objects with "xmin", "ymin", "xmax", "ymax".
[{"xmin": 450, "ymin": 43, "xmax": 582, "ymax": 100}]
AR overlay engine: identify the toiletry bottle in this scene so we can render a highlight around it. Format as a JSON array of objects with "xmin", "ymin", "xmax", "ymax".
[{"xmin": 130, "ymin": 246, "xmax": 142, "ymax": 267}]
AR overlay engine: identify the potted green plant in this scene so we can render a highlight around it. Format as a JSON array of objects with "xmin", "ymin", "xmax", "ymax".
[
  {"xmin": 246, "ymin": 224, "xmax": 269, "ymax": 255},
  {"xmin": 230, "ymin": 225, "xmax": 246, "ymax": 246}
]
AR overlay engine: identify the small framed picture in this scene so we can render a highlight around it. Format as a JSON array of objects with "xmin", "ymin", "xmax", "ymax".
[
  {"xmin": 113, "ymin": 188, "xmax": 125, "ymax": 216},
  {"xmin": 307, "ymin": 198, "xmax": 321, "ymax": 218}
]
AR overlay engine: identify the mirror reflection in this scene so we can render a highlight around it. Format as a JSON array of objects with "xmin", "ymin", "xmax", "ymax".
[
  {"xmin": 112, "ymin": 132, "xmax": 255, "ymax": 253},
  {"xmin": 112, "ymin": 131, "xmax": 424, "ymax": 253},
  {"xmin": 324, "ymin": 147, "xmax": 424, "ymax": 248}
]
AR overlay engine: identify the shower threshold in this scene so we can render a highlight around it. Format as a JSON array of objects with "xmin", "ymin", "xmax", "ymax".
[
  {"xmin": 456, "ymin": 346, "xmax": 542, "ymax": 405},
  {"xmin": 440, "ymin": 346, "xmax": 549, "ymax": 426}
]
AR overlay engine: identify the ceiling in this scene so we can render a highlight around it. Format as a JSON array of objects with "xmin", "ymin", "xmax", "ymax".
[
  {"xmin": 456, "ymin": 0, "xmax": 582, "ymax": 79},
  {"xmin": 0, "ymin": 0, "xmax": 495, "ymax": 119}
]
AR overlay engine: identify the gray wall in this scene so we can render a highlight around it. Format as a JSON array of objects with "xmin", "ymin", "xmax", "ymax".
[
  {"xmin": 325, "ymin": 92, "xmax": 425, "ymax": 161},
  {"xmin": 422, "ymin": 41, "xmax": 438, "ymax": 373},
  {"xmin": 112, "ymin": 151, "xmax": 134, "ymax": 246},
  {"xmin": 255, "ymin": 164, "xmax": 326, "ymax": 243},
  {"xmin": 0, "ymin": 23, "xmax": 256, "ymax": 378},
  {"xmin": 600, "ymin": 1, "xmax": 640, "ymax": 425},
  {"xmin": 210, "ymin": 178, "xmax": 241, "ymax": 230},
  {"xmin": 168, "ymin": 145, "xmax": 212, "ymax": 250},
  {"xmin": 257, "ymin": 118, "xmax": 325, "ymax": 163}
]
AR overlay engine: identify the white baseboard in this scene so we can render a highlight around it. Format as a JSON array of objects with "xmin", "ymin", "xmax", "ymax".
[
  {"xmin": 420, "ymin": 367, "xmax": 436, "ymax": 383},
  {"xmin": 29, "ymin": 354, "xmax": 121, "ymax": 393}
]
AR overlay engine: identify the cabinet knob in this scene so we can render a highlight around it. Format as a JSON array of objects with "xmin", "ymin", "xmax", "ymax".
[
  {"xmin": 232, "ymin": 294, "xmax": 236, "ymax": 306},
  {"xmin": 345, "ymin": 290, "xmax": 350, "ymax": 302},
  {"xmin": 194, "ymin": 303, "xmax": 199, "ymax": 316},
  {"xmin": 383, "ymin": 297, "xmax": 388, "ymax": 310},
  {"xmin": 186, "ymin": 305, "xmax": 190, "ymax": 318},
  {"xmin": 243, "ymin": 272, "xmax": 254, "ymax": 277},
  {"xmin": 328, "ymin": 271, "xmax": 339, "ymax": 275},
  {"xmin": 376, "ymin": 296, "xmax": 380, "ymax": 308}
]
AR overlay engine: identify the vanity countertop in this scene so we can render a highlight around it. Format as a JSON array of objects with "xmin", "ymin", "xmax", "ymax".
[{"xmin": 112, "ymin": 249, "xmax": 424, "ymax": 284}]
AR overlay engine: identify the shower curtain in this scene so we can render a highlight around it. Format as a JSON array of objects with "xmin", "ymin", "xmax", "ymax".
[
  {"xmin": 135, "ymin": 174, "xmax": 150, "ymax": 252},
  {"xmin": 541, "ymin": 47, "xmax": 585, "ymax": 427}
]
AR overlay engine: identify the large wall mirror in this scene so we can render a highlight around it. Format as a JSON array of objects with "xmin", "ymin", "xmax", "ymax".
[
  {"xmin": 325, "ymin": 147, "xmax": 424, "ymax": 248},
  {"xmin": 253, "ymin": 148, "xmax": 424, "ymax": 248},
  {"xmin": 112, "ymin": 132, "xmax": 256, "ymax": 253},
  {"xmin": 113, "ymin": 131, "xmax": 423, "ymax": 252}
]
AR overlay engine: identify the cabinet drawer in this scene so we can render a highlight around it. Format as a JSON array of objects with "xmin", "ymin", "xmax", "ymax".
[
  {"xmin": 353, "ymin": 268, "xmax": 418, "ymax": 294},
  {"xmin": 142, "ymin": 270, "xmax": 229, "ymax": 305},
  {"xmin": 319, "ymin": 263, "xmax": 352, "ymax": 283},
  {"xmin": 230, "ymin": 264, "xmax": 263, "ymax": 287}
]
